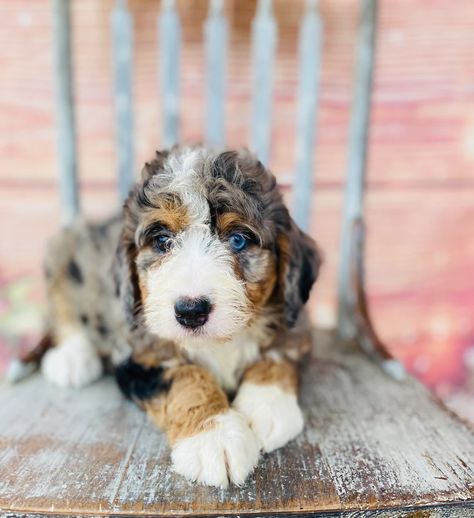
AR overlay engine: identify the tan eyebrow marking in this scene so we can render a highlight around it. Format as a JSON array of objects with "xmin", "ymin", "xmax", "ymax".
[
  {"xmin": 216, "ymin": 212, "xmax": 262, "ymax": 244},
  {"xmin": 142, "ymin": 195, "xmax": 190, "ymax": 235}
]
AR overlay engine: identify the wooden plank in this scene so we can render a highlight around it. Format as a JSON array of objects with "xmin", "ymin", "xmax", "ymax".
[
  {"xmin": 250, "ymin": 0, "xmax": 277, "ymax": 165},
  {"xmin": 0, "ymin": 330, "xmax": 473, "ymax": 516},
  {"xmin": 204, "ymin": 0, "xmax": 228, "ymax": 146},
  {"xmin": 337, "ymin": 0, "xmax": 377, "ymax": 340},
  {"xmin": 111, "ymin": 0, "xmax": 135, "ymax": 202},
  {"xmin": 158, "ymin": 0, "xmax": 181, "ymax": 148},
  {"xmin": 0, "ymin": 507, "xmax": 473, "ymax": 518},
  {"xmin": 52, "ymin": 0, "xmax": 79, "ymax": 225},
  {"xmin": 292, "ymin": 0, "xmax": 323, "ymax": 232}
]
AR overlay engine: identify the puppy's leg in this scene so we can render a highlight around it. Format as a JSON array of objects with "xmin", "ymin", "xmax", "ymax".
[
  {"xmin": 119, "ymin": 360, "xmax": 260, "ymax": 488},
  {"xmin": 233, "ymin": 358, "xmax": 304, "ymax": 453},
  {"xmin": 42, "ymin": 261, "xmax": 102, "ymax": 388},
  {"xmin": 41, "ymin": 325, "xmax": 103, "ymax": 388}
]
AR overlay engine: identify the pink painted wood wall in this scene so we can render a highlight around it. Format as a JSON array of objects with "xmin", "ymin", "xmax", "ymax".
[{"xmin": 0, "ymin": 0, "xmax": 473, "ymax": 418}]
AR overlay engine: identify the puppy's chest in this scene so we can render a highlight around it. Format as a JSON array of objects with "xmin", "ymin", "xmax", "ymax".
[{"xmin": 183, "ymin": 334, "xmax": 261, "ymax": 392}]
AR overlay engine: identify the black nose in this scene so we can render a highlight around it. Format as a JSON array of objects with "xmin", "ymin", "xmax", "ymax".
[{"xmin": 174, "ymin": 297, "xmax": 212, "ymax": 329}]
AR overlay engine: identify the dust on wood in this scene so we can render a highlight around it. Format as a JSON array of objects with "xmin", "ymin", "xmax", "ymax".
[{"xmin": 0, "ymin": 330, "xmax": 473, "ymax": 517}]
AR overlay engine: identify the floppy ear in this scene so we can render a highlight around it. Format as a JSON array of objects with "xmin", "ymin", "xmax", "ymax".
[
  {"xmin": 114, "ymin": 150, "xmax": 170, "ymax": 327},
  {"xmin": 114, "ymin": 218, "xmax": 142, "ymax": 329},
  {"xmin": 278, "ymin": 220, "xmax": 322, "ymax": 327}
]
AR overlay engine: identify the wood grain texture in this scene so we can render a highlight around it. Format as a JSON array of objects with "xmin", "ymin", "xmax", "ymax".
[{"xmin": 0, "ymin": 330, "xmax": 473, "ymax": 517}]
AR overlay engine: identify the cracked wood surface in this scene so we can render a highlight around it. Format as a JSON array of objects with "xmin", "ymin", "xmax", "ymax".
[{"xmin": 0, "ymin": 330, "xmax": 473, "ymax": 517}]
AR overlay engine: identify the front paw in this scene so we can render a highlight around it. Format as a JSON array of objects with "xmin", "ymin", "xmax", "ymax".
[
  {"xmin": 233, "ymin": 383, "xmax": 304, "ymax": 453},
  {"xmin": 41, "ymin": 334, "xmax": 103, "ymax": 388},
  {"xmin": 171, "ymin": 409, "xmax": 260, "ymax": 488}
]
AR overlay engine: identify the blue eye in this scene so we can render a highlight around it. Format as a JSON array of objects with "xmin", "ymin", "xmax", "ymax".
[
  {"xmin": 229, "ymin": 233, "xmax": 248, "ymax": 252},
  {"xmin": 153, "ymin": 234, "xmax": 173, "ymax": 253}
]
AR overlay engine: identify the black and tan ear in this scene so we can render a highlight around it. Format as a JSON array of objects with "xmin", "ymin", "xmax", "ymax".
[
  {"xmin": 114, "ymin": 150, "xmax": 170, "ymax": 326},
  {"xmin": 113, "ymin": 181, "xmax": 146, "ymax": 329},
  {"xmin": 278, "ymin": 220, "xmax": 322, "ymax": 327},
  {"xmin": 114, "ymin": 224, "xmax": 142, "ymax": 329}
]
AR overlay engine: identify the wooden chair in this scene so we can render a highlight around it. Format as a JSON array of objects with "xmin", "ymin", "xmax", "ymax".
[{"xmin": 1, "ymin": 1, "xmax": 473, "ymax": 516}]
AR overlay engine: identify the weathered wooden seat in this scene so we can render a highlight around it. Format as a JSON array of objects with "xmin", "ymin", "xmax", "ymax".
[{"xmin": 1, "ymin": 330, "xmax": 473, "ymax": 517}]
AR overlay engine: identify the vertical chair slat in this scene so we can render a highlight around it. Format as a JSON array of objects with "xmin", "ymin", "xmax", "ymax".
[
  {"xmin": 250, "ymin": 0, "xmax": 277, "ymax": 165},
  {"xmin": 159, "ymin": 0, "xmax": 181, "ymax": 148},
  {"xmin": 204, "ymin": 0, "xmax": 228, "ymax": 146},
  {"xmin": 52, "ymin": 0, "xmax": 78, "ymax": 225},
  {"xmin": 292, "ymin": 0, "xmax": 323, "ymax": 231},
  {"xmin": 337, "ymin": 0, "xmax": 377, "ymax": 339},
  {"xmin": 111, "ymin": 0, "xmax": 134, "ymax": 201}
]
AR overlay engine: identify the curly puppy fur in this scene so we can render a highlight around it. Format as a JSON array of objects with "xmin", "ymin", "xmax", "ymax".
[{"xmin": 41, "ymin": 146, "xmax": 321, "ymax": 487}]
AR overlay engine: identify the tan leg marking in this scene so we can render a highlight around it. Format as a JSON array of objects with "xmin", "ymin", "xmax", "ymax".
[
  {"xmin": 47, "ymin": 272, "xmax": 80, "ymax": 344},
  {"xmin": 145, "ymin": 364, "xmax": 229, "ymax": 443},
  {"xmin": 242, "ymin": 358, "xmax": 298, "ymax": 394}
]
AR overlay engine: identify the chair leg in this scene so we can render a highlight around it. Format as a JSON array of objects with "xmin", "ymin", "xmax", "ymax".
[{"xmin": 342, "ymin": 216, "xmax": 406, "ymax": 380}]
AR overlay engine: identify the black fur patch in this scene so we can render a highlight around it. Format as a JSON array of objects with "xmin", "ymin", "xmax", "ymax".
[
  {"xmin": 97, "ymin": 323, "xmax": 109, "ymax": 337},
  {"xmin": 80, "ymin": 314, "xmax": 89, "ymax": 325},
  {"xmin": 115, "ymin": 358, "xmax": 171, "ymax": 402},
  {"xmin": 299, "ymin": 252, "xmax": 316, "ymax": 304},
  {"xmin": 68, "ymin": 260, "xmax": 83, "ymax": 284},
  {"xmin": 112, "ymin": 268, "xmax": 121, "ymax": 298},
  {"xmin": 96, "ymin": 314, "xmax": 109, "ymax": 337}
]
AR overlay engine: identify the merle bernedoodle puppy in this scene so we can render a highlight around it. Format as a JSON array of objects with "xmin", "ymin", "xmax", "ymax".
[{"xmin": 39, "ymin": 145, "xmax": 321, "ymax": 487}]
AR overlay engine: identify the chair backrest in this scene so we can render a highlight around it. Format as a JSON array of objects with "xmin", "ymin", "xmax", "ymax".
[{"xmin": 51, "ymin": 0, "xmax": 377, "ymax": 341}]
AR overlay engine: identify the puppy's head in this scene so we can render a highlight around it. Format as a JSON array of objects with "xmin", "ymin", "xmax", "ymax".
[{"xmin": 117, "ymin": 146, "xmax": 320, "ymax": 344}]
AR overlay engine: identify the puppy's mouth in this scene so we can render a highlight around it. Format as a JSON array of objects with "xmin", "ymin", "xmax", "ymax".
[{"xmin": 175, "ymin": 314, "xmax": 209, "ymax": 329}]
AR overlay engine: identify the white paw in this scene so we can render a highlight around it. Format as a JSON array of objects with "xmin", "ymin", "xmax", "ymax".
[
  {"xmin": 6, "ymin": 359, "xmax": 36, "ymax": 383},
  {"xmin": 171, "ymin": 409, "xmax": 260, "ymax": 488},
  {"xmin": 41, "ymin": 333, "xmax": 103, "ymax": 388},
  {"xmin": 233, "ymin": 383, "xmax": 304, "ymax": 453}
]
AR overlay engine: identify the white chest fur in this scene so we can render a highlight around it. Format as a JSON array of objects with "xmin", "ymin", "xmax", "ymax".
[
  {"xmin": 181, "ymin": 319, "xmax": 275, "ymax": 392},
  {"xmin": 184, "ymin": 334, "xmax": 259, "ymax": 392}
]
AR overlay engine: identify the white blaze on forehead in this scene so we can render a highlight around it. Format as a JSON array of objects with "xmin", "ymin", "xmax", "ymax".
[
  {"xmin": 164, "ymin": 147, "xmax": 212, "ymax": 226},
  {"xmin": 167, "ymin": 227, "xmax": 231, "ymax": 296}
]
